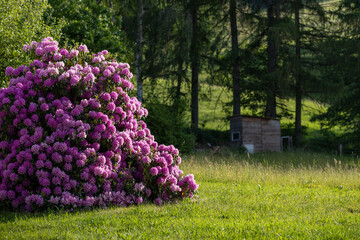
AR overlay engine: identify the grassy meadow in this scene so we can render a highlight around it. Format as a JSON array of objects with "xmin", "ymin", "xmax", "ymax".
[
  {"xmin": 142, "ymin": 77, "xmax": 328, "ymax": 133},
  {"xmin": 1, "ymin": 150, "xmax": 360, "ymax": 239}
]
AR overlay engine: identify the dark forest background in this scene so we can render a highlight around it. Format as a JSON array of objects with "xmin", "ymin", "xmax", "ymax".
[{"xmin": 1, "ymin": 0, "xmax": 359, "ymax": 153}]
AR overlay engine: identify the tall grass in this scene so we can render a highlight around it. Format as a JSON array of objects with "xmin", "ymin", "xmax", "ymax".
[{"xmin": 183, "ymin": 150, "xmax": 360, "ymax": 187}]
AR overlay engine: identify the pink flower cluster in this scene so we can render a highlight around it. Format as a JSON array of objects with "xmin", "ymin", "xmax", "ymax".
[{"xmin": 0, "ymin": 37, "xmax": 198, "ymax": 211}]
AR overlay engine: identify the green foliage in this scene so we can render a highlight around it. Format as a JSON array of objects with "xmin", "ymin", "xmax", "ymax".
[
  {"xmin": 0, "ymin": 0, "xmax": 62, "ymax": 86},
  {"xmin": 1, "ymin": 151, "xmax": 360, "ymax": 239},
  {"xmin": 310, "ymin": 0, "xmax": 360, "ymax": 149},
  {"xmin": 2, "ymin": 0, "xmax": 358, "ymax": 151},
  {"xmin": 306, "ymin": 130, "xmax": 360, "ymax": 156},
  {"xmin": 195, "ymin": 129, "xmax": 230, "ymax": 146},
  {"xmin": 44, "ymin": 0, "xmax": 130, "ymax": 62},
  {"xmin": 304, "ymin": 129, "xmax": 340, "ymax": 153},
  {"xmin": 281, "ymin": 123, "xmax": 308, "ymax": 142},
  {"xmin": 145, "ymin": 98, "xmax": 196, "ymax": 153}
]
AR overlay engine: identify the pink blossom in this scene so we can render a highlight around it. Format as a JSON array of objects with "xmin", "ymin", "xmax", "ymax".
[
  {"xmin": 59, "ymin": 48, "xmax": 69, "ymax": 57},
  {"xmin": 40, "ymin": 103, "xmax": 49, "ymax": 111},
  {"xmin": 51, "ymin": 152, "xmax": 63, "ymax": 163},
  {"xmin": 157, "ymin": 177, "xmax": 166, "ymax": 185},
  {"xmin": 92, "ymin": 142, "xmax": 100, "ymax": 151},
  {"xmin": 161, "ymin": 167, "xmax": 169, "ymax": 176},
  {"xmin": 168, "ymin": 175, "xmax": 177, "ymax": 185},
  {"xmin": 41, "ymin": 188, "xmax": 51, "ymax": 196},
  {"xmin": 92, "ymin": 56, "xmax": 101, "ymax": 63},
  {"xmin": 53, "ymin": 186, "xmax": 62, "ymax": 195},
  {"xmin": 5, "ymin": 67, "xmax": 14, "ymax": 76},
  {"xmin": 64, "ymin": 155, "xmax": 73, "ymax": 162},
  {"xmin": 103, "ymin": 69, "xmax": 112, "ymax": 77},
  {"xmin": 83, "ymin": 183, "xmax": 92, "ymax": 192},
  {"xmin": 39, "ymin": 178, "xmax": 50, "ymax": 187},
  {"xmin": 155, "ymin": 197, "xmax": 163, "ymax": 206},
  {"xmin": 53, "ymin": 53, "xmax": 63, "ymax": 61},
  {"xmin": 79, "ymin": 45, "xmax": 89, "ymax": 53},
  {"xmin": 70, "ymin": 108, "xmax": 81, "ymax": 116},
  {"xmin": 150, "ymin": 167, "xmax": 158, "ymax": 176},
  {"xmin": 92, "ymin": 67, "xmax": 100, "ymax": 75},
  {"xmin": 9, "ymin": 173, "xmax": 18, "ymax": 182},
  {"xmin": 44, "ymin": 45, "xmax": 58, "ymax": 53},
  {"xmin": 0, "ymin": 38, "xmax": 197, "ymax": 211},
  {"xmin": 44, "ymin": 161, "xmax": 53, "ymax": 169},
  {"xmin": 80, "ymin": 172, "xmax": 89, "ymax": 181},
  {"xmin": 84, "ymin": 73, "xmax": 95, "ymax": 82},
  {"xmin": 110, "ymin": 92, "xmax": 118, "ymax": 99},
  {"xmin": 102, "ymin": 93, "xmax": 111, "ymax": 101},
  {"xmin": 97, "ymin": 156, "xmax": 106, "ymax": 165},
  {"xmin": 135, "ymin": 197, "xmax": 143, "ymax": 204},
  {"xmin": 94, "ymin": 166, "xmax": 104, "ymax": 176},
  {"xmin": 112, "ymin": 73, "xmax": 121, "ymax": 83},
  {"xmin": 18, "ymin": 166, "xmax": 27, "ymax": 174},
  {"xmin": 35, "ymin": 47, "xmax": 43, "ymax": 56},
  {"xmin": 81, "ymin": 99, "xmax": 89, "ymax": 107},
  {"xmin": 76, "ymin": 160, "xmax": 85, "ymax": 167},
  {"xmin": 35, "ymin": 160, "xmax": 44, "ymax": 169},
  {"xmin": 23, "ymin": 44, "xmax": 31, "ymax": 51},
  {"xmin": 107, "ymin": 102, "xmax": 116, "ymax": 112},
  {"xmin": 134, "ymin": 183, "xmax": 145, "ymax": 192},
  {"xmin": 70, "ymin": 49, "xmax": 79, "ymax": 58},
  {"xmin": 70, "ymin": 75, "xmax": 80, "ymax": 86},
  {"xmin": 31, "ymin": 114, "xmax": 39, "ymax": 122},
  {"xmin": 141, "ymin": 144, "xmax": 151, "ymax": 155},
  {"xmin": 170, "ymin": 184, "xmax": 181, "ymax": 193}
]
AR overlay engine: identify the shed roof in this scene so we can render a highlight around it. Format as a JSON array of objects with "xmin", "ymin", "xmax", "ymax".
[{"xmin": 230, "ymin": 115, "xmax": 279, "ymax": 121}]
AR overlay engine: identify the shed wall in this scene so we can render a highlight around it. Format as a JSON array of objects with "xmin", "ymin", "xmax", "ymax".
[
  {"xmin": 242, "ymin": 117, "xmax": 262, "ymax": 152},
  {"xmin": 231, "ymin": 116, "xmax": 281, "ymax": 152}
]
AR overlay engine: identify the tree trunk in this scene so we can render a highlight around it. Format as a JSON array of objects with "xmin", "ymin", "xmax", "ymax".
[
  {"xmin": 230, "ymin": 0, "xmax": 242, "ymax": 144},
  {"xmin": 294, "ymin": 0, "xmax": 302, "ymax": 147},
  {"xmin": 265, "ymin": 0, "xmax": 277, "ymax": 119},
  {"xmin": 176, "ymin": 39, "xmax": 183, "ymax": 102},
  {"xmin": 109, "ymin": 0, "xmax": 115, "ymax": 25},
  {"xmin": 230, "ymin": 0, "xmax": 241, "ymax": 116},
  {"xmin": 136, "ymin": 0, "xmax": 144, "ymax": 102},
  {"xmin": 190, "ymin": 0, "xmax": 199, "ymax": 130},
  {"xmin": 176, "ymin": 10, "xmax": 188, "ymax": 104}
]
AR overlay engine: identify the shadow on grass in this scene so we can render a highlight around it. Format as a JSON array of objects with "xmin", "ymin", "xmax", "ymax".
[
  {"xmin": 0, "ymin": 210, "xmax": 53, "ymax": 223},
  {"xmin": 0, "ymin": 202, "xmax": 174, "ymax": 224},
  {"xmin": 0, "ymin": 206, "xmax": 104, "ymax": 224}
]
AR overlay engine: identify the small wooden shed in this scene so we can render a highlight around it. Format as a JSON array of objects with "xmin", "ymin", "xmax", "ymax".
[{"xmin": 230, "ymin": 115, "xmax": 281, "ymax": 153}]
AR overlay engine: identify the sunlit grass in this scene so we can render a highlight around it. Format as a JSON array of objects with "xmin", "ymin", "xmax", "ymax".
[
  {"xmin": 182, "ymin": 150, "xmax": 360, "ymax": 188},
  {"xmin": 1, "ymin": 151, "xmax": 360, "ymax": 239}
]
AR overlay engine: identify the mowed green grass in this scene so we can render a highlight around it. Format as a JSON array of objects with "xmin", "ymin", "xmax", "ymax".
[{"xmin": 1, "ymin": 151, "xmax": 360, "ymax": 239}]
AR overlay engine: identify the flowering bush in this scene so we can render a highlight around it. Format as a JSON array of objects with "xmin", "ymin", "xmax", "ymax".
[{"xmin": 0, "ymin": 37, "xmax": 198, "ymax": 211}]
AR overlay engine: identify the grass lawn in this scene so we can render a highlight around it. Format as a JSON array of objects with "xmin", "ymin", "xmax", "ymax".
[{"xmin": 1, "ymin": 150, "xmax": 360, "ymax": 239}]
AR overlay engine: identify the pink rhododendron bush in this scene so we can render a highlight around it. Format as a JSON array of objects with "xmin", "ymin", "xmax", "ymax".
[{"xmin": 0, "ymin": 37, "xmax": 198, "ymax": 211}]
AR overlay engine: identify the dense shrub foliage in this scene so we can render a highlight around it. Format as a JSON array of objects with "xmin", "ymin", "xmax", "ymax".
[
  {"xmin": 0, "ymin": 37, "xmax": 198, "ymax": 211},
  {"xmin": 146, "ymin": 99, "xmax": 196, "ymax": 154}
]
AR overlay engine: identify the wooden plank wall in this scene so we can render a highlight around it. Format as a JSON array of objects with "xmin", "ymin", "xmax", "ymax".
[
  {"xmin": 261, "ymin": 119, "xmax": 281, "ymax": 152},
  {"xmin": 242, "ymin": 117, "xmax": 262, "ymax": 152},
  {"xmin": 240, "ymin": 116, "xmax": 281, "ymax": 152}
]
